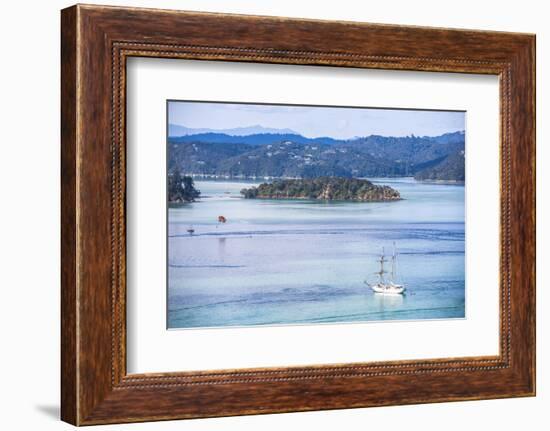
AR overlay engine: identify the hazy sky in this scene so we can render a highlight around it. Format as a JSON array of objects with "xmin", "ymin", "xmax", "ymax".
[{"xmin": 168, "ymin": 101, "xmax": 465, "ymax": 139}]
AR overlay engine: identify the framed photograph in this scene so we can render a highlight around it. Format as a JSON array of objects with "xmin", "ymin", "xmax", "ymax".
[
  {"xmin": 61, "ymin": 4, "xmax": 536, "ymax": 425},
  {"xmin": 165, "ymin": 101, "xmax": 465, "ymax": 330}
]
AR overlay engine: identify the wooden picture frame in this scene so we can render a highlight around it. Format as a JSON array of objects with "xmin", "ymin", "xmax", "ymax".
[{"xmin": 61, "ymin": 4, "xmax": 535, "ymax": 425}]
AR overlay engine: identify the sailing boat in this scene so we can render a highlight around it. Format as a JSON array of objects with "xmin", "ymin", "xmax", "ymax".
[{"xmin": 365, "ymin": 243, "xmax": 406, "ymax": 295}]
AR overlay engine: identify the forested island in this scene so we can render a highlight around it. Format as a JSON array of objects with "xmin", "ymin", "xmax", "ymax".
[
  {"xmin": 168, "ymin": 168, "xmax": 201, "ymax": 203},
  {"xmin": 240, "ymin": 177, "xmax": 401, "ymax": 202}
]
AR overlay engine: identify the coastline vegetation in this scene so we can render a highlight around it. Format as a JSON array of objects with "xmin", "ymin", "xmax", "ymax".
[
  {"xmin": 414, "ymin": 150, "xmax": 465, "ymax": 182},
  {"xmin": 240, "ymin": 177, "xmax": 401, "ymax": 202},
  {"xmin": 168, "ymin": 168, "xmax": 201, "ymax": 203}
]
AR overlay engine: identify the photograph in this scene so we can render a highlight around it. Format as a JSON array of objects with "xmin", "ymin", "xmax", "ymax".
[{"xmin": 166, "ymin": 101, "xmax": 466, "ymax": 329}]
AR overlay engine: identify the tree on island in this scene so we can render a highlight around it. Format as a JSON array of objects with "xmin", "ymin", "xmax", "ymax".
[{"xmin": 168, "ymin": 168, "xmax": 201, "ymax": 202}]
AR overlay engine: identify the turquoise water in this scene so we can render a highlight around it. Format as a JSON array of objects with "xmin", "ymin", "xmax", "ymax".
[{"xmin": 168, "ymin": 178, "xmax": 465, "ymax": 329}]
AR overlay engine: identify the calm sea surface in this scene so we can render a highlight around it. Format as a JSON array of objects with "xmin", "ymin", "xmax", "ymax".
[{"xmin": 168, "ymin": 178, "xmax": 465, "ymax": 329}]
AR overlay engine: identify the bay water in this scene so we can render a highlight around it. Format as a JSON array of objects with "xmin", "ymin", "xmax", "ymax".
[{"xmin": 168, "ymin": 178, "xmax": 465, "ymax": 329}]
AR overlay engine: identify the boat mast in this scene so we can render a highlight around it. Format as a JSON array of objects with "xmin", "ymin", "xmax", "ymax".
[{"xmin": 378, "ymin": 247, "xmax": 387, "ymax": 284}]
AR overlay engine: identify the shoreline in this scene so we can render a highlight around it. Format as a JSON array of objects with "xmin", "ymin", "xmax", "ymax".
[
  {"xmin": 180, "ymin": 174, "xmax": 465, "ymax": 185},
  {"xmin": 414, "ymin": 179, "xmax": 465, "ymax": 185},
  {"xmin": 241, "ymin": 196, "xmax": 403, "ymax": 203}
]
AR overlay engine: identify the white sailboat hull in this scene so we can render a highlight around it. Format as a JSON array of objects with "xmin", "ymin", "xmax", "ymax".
[{"xmin": 370, "ymin": 283, "xmax": 406, "ymax": 295}]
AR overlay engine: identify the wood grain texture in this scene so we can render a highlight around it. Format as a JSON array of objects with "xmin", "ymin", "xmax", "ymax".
[{"xmin": 60, "ymin": 4, "xmax": 536, "ymax": 425}]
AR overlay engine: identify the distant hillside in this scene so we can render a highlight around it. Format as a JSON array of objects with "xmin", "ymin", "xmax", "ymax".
[
  {"xmin": 168, "ymin": 131, "xmax": 465, "ymax": 180},
  {"xmin": 167, "ymin": 141, "xmax": 253, "ymax": 174},
  {"xmin": 344, "ymin": 132, "xmax": 464, "ymax": 165},
  {"xmin": 414, "ymin": 150, "xmax": 465, "ymax": 182},
  {"xmin": 241, "ymin": 177, "xmax": 401, "ymax": 202},
  {"xmin": 215, "ymin": 140, "xmax": 398, "ymax": 178}
]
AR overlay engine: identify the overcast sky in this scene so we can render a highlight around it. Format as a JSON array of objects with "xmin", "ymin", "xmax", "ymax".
[{"xmin": 168, "ymin": 101, "xmax": 465, "ymax": 139}]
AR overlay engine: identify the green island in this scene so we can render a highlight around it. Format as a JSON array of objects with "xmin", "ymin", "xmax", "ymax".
[
  {"xmin": 240, "ymin": 177, "xmax": 401, "ymax": 202},
  {"xmin": 168, "ymin": 168, "xmax": 201, "ymax": 203}
]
